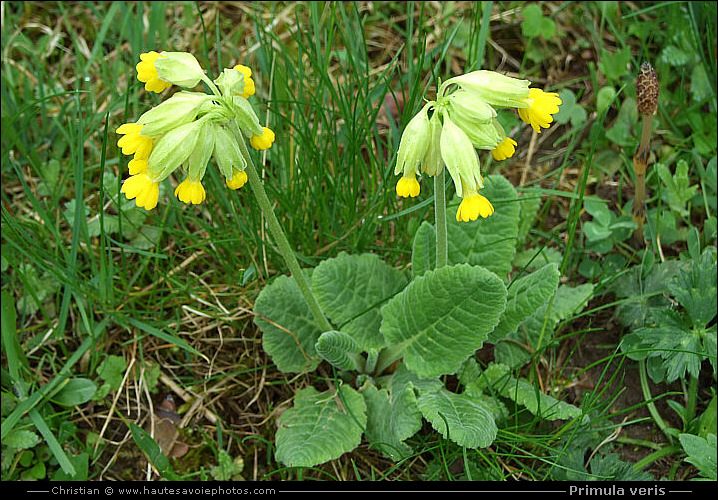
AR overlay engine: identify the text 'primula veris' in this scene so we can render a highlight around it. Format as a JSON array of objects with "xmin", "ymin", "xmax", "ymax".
[
  {"xmin": 118, "ymin": 51, "xmax": 275, "ymax": 210},
  {"xmin": 394, "ymin": 70, "xmax": 562, "ymax": 222}
]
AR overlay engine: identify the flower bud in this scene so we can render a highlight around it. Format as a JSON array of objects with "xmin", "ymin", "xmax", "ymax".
[
  {"xmin": 440, "ymin": 115, "xmax": 483, "ymax": 197},
  {"xmin": 421, "ymin": 110, "xmax": 444, "ymax": 176},
  {"xmin": 447, "ymin": 90, "xmax": 496, "ymax": 123},
  {"xmin": 154, "ymin": 52, "xmax": 205, "ymax": 89},
  {"xmin": 186, "ymin": 119, "xmax": 215, "ymax": 182},
  {"xmin": 394, "ymin": 105, "xmax": 431, "ymax": 177},
  {"xmin": 448, "ymin": 111, "xmax": 503, "ymax": 150},
  {"xmin": 214, "ymin": 68, "xmax": 248, "ymax": 98},
  {"xmin": 212, "ymin": 124, "xmax": 247, "ymax": 179},
  {"xmin": 231, "ymin": 96, "xmax": 264, "ymax": 137},
  {"xmin": 147, "ymin": 120, "xmax": 203, "ymax": 181},
  {"xmin": 442, "ymin": 70, "xmax": 530, "ymax": 108},
  {"xmin": 137, "ymin": 92, "xmax": 211, "ymax": 137}
]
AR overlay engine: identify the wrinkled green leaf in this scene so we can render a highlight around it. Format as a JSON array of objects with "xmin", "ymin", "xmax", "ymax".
[
  {"xmin": 490, "ymin": 263, "xmax": 560, "ymax": 343},
  {"xmin": 478, "ymin": 363, "xmax": 582, "ymax": 421},
  {"xmin": 275, "ymin": 385, "xmax": 367, "ymax": 467},
  {"xmin": 362, "ymin": 384, "xmax": 422, "ymax": 461},
  {"xmin": 412, "ymin": 221, "xmax": 436, "ymax": 278},
  {"xmin": 416, "ymin": 388, "xmax": 497, "ymax": 448},
  {"xmin": 315, "ymin": 330, "xmax": 362, "ymax": 371},
  {"xmin": 255, "ymin": 273, "xmax": 323, "ymax": 373},
  {"xmin": 312, "ymin": 253, "xmax": 407, "ymax": 350},
  {"xmin": 380, "ymin": 264, "xmax": 506, "ymax": 378},
  {"xmin": 447, "ymin": 175, "xmax": 520, "ymax": 279}
]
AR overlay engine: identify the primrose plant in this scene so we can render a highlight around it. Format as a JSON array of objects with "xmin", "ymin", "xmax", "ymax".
[
  {"xmin": 118, "ymin": 52, "xmax": 584, "ymax": 468},
  {"xmin": 252, "ymin": 71, "xmax": 589, "ymax": 467}
]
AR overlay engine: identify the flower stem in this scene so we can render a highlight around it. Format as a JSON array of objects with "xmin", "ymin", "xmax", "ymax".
[
  {"xmin": 639, "ymin": 358, "xmax": 674, "ymax": 444},
  {"xmin": 236, "ymin": 132, "xmax": 333, "ymax": 332},
  {"xmin": 434, "ymin": 167, "xmax": 448, "ymax": 268}
]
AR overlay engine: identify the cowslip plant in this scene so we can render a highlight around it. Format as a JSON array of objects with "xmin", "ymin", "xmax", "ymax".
[{"xmin": 251, "ymin": 70, "xmax": 576, "ymax": 468}]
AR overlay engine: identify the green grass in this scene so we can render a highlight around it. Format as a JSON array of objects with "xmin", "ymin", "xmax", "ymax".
[{"xmin": 2, "ymin": 0, "xmax": 716, "ymax": 482}]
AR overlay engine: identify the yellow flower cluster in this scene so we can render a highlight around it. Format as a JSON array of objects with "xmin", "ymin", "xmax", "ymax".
[
  {"xmin": 394, "ymin": 70, "xmax": 562, "ymax": 222},
  {"xmin": 117, "ymin": 51, "xmax": 276, "ymax": 210}
]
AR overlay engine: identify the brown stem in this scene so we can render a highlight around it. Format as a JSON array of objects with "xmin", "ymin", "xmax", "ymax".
[{"xmin": 631, "ymin": 114, "xmax": 653, "ymax": 241}]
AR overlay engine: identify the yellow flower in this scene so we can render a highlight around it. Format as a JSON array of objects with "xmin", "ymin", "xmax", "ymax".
[
  {"xmin": 121, "ymin": 173, "xmax": 160, "ymax": 210},
  {"xmin": 250, "ymin": 127, "xmax": 275, "ymax": 150},
  {"xmin": 517, "ymin": 88, "xmax": 562, "ymax": 133},
  {"xmin": 117, "ymin": 123, "xmax": 153, "ymax": 160},
  {"xmin": 226, "ymin": 170, "xmax": 248, "ymax": 190},
  {"xmin": 456, "ymin": 192, "xmax": 494, "ymax": 222},
  {"xmin": 491, "ymin": 137, "xmax": 518, "ymax": 161},
  {"xmin": 233, "ymin": 64, "xmax": 256, "ymax": 98},
  {"xmin": 174, "ymin": 179, "xmax": 206, "ymax": 205},
  {"xmin": 396, "ymin": 176, "xmax": 420, "ymax": 198},
  {"xmin": 136, "ymin": 51, "xmax": 172, "ymax": 93},
  {"xmin": 128, "ymin": 157, "xmax": 148, "ymax": 175}
]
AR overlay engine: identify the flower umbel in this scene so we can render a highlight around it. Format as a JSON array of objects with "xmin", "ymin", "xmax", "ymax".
[
  {"xmin": 517, "ymin": 88, "xmax": 562, "ymax": 133},
  {"xmin": 136, "ymin": 51, "xmax": 172, "ymax": 93},
  {"xmin": 120, "ymin": 53, "xmax": 272, "ymax": 210}
]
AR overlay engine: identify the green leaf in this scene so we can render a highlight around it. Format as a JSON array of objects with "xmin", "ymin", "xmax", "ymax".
[
  {"xmin": 553, "ymin": 89, "xmax": 586, "ymax": 127},
  {"xmin": 621, "ymin": 309, "xmax": 705, "ymax": 383},
  {"xmin": 516, "ymin": 188, "xmax": 544, "ymax": 246},
  {"xmin": 125, "ymin": 317, "xmax": 205, "ymax": 359},
  {"xmin": 478, "ymin": 364, "xmax": 582, "ymax": 421},
  {"xmin": 129, "ymin": 422, "xmax": 181, "ymax": 480},
  {"xmin": 412, "ymin": 221, "xmax": 436, "ymax": 278},
  {"xmin": 416, "ymin": 388, "xmax": 497, "ymax": 448},
  {"xmin": 389, "ymin": 363, "xmax": 443, "ymax": 398},
  {"xmin": 447, "ymin": 175, "xmax": 520, "ymax": 279},
  {"xmin": 679, "ymin": 433, "xmax": 717, "ymax": 480},
  {"xmin": 96, "ymin": 355, "xmax": 127, "ymax": 392},
  {"xmin": 315, "ymin": 330, "xmax": 362, "ymax": 371},
  {"xmin": 312, "ymin": 253, "xmax": 407, "ymax": 350},
  {"xmin": 657, "ymin": 160, "xmax": 699, "ymax": 217},
  {"xmin": 596, "ymin": 86, "xmax": 617, "ymax": 116},
  {"xmin": 380, "ymin": 264, "xmax": 507, "ymax": 378},
  {"xmin": 3, "ymin": 429, "xmax": 41, "ymax": 450},
  {"xmin": 275, "ymin": 385, "xmax": 367, "ymax": 467},
  {"xmin": 50, "ymin": 378, "xmax": 97, "ymax": 406},
  {"xmin": 254, "ymin": 273, "xmax": 323, "ymax": 373},
  {"xmin": 599, "ymin": 47, "xmax": 631, "ymax": 82},
  {"xmin": 611, "ymin": 260, "xmax": 684, "ymax": 328},
  {"xmin": 520, "ymin": 3, "xmax": 555, "ymax": 39},
  {"xmin": 1, "ymin": 290, "xmax": 28, "ymax": 383},
  {"xmin": 490, "ymin": 263, "xmax": 560, "ymax": 343},
  {"xmin": 51, "ymin": 452, "xmax": 90, "ymax": 481},
  {"xmin": 668, "ymin": 249, "xmax": 717, "ymax": 328},
  {"xmin": 362, "ymin": 384, "xmax": 422, "ymax": 461},
  {"xmin": 494, "ymin": 283, "xmax": 594, "ymax": 368},
  {"xmin": 210, "ymin": 450, "xmax": 244, "ymax": 481}
]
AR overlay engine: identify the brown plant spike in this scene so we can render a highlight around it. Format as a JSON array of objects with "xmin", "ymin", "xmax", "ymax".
[
  {"xmin": 636, "ymin": 62, "xmax": 659, "ymax": 116},
  {"xmin": 631, "ymin": 62, "xmax": 659, "ymax": 242}
]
